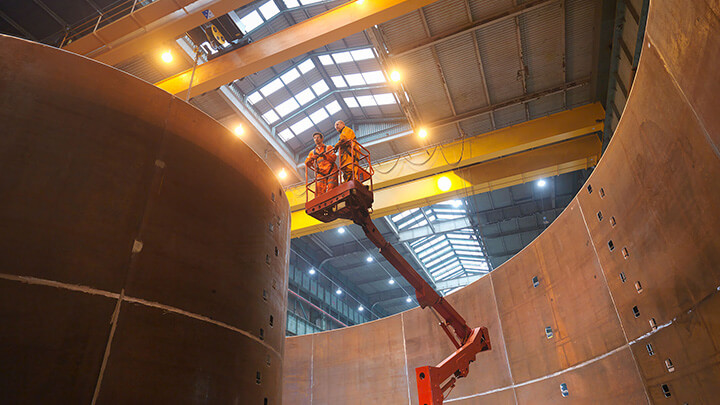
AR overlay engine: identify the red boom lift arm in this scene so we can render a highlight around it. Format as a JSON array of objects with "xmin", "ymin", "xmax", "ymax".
[{"xmin": 304, "ymin": 140, "xmax": 491, "ymax": 404}]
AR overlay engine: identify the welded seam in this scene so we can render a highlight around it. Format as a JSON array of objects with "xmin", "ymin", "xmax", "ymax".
[
  {"xmin": 310, "ymin": 334, "xmax": 314, "ymax": 405},
  {"xmin": 400, "ymin": 313, "xmax": 412, "ymax": 405},
  {"xmin": 577, "ymin": 198, "xmax": 651, "ymax": 403},
  {"xmin": 0, "ymin": 272, "xmax": 120, "ymax": 299},
  {"xmin": 647, "ymin": 34, "xmax": 720, "ymax": 160},
  {"xmin": 0, "ymin": 273, "xmax": 280, "ymax": 357},
  {"xmin": 91, "ymin": 289, "xmax": 124, "ymax": 405},
  {"xmin": 488, "ymin": 273, "xmax": 519, "ymax": 404}
]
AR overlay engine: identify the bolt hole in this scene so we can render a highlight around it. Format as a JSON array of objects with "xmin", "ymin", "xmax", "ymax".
[
  {"xmin": 632, "ymin": 306, "xmax": 640, "ymax": 318},
  {"xmin": 620, "ymin": 272, "xmax": 626, "ymax": 283},
  {"xmin": 610, "ymin": 216, "xmax": 616, "ymax": 227},
  {"xmin": 275, "ymin": 246, "xmax": 279, "ymax": 256},
  {"xmin": 560, "ymin": 382, "xmax": 569, "ymax": 397},
  {"xmin": 532, "ymin": 276, "xmax": 539, "ymax": 288},
  {"xmin": 646, "ymin": 343, "xmax": 654, "ymax": 356},
  {"xmin": 635, "ymin": 281, "xmax": 643, "ymax": 293},
  {"xmin": 271, "ymin": 192, "xmax": 275, "ymax": 202},
  {"xmin": 269, "ymin": 315, "xmax": 274, "ymax": 327},
  {"xmin": 264, "ymin": 398, "xmax": 268, "ymax": 405},
  {"xmin": 256, "ymin": 371, "xmax": 262, "ymax": 385},
  {"xmin": 661, "ymin": 384, "xmax": 671, "ymax": 398},
  {"xmin": 259, "ymin": 328, "xmax": 264, "ymax": 340},
  {"xmin": 587, "ymin": 184, "xmax": 593, "ymax": 194},
  {"xmin": 266, "ymin": 354, "xmax": 271, "ymax": 366},
  {"xmin": 622, "ymin": 247, "xmax": 629, "ymax": 259},
  {"xmin": 419, "ymin": 372, "xmax": 425, "ymax": 380},
  {"xmin": 608, "ymin": 240, "xmax": 615, "ymax": 251},
  {"xmin": 649, "ymin": 317, "xmax": 657, "ymax": 330},
  {"xmin": 262, "ymin": 289, "xmax": 268, "ymax": 301},
  {"xmin": 269, "ymin": 222, "xmax": 274, "ymax": 233},
  {"xmin": 597, "ymin": 211, "xmax": 603, "ymax": 221},
  {"xmin": 266, "ymin": 254, "xmax": 271, "ymax": 265},
  {"xmin": 665, "ymin": 358, "xmax": 675, "ymax": 372},
  {"xmin": 545, "ymin": 326, "xmax": 554, "ymax": 339},
  {"xmin": 599, "ymin": 187, "xmax": 605, "ymax": 198}
]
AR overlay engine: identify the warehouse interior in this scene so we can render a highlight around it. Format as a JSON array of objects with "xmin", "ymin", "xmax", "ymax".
[{"xmin": 1, "ymin": 0, "xmax": 718, "ymax": 404}]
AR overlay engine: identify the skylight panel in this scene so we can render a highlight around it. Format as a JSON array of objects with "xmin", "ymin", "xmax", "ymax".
[
  {"xmin": 290, "ymin": 117, "xmax": 313, "ymax": 134},
  {"xmin": 325, "ymin": 100, "xmax": 341, "ymax": 114},
  {"xmin": 350, "ymin": 48, "xmax": 375, "ymax": 61},
  {"xmin": 260, "ymin": 78, "xmax": 283, "ymax": 97},
  {"xmin": 295, "ymin": 88, "xmax": 315, "ymax": 105},
  {"xmin": 392, "ymin": 208, "xmax": 417, "ymax": 223},
  {"xmin": 345, "ymin": 73, "xmax": 366, "ymax": 87},
  {"xmin": 259, "ymin": 1, "xmax": 280, "ymax": 19},
  {"xmin": 298, "ymin": 59, "xmax": 315, "ymax": 74},
  {"xmin": 362, "ymin": 71, "xmax": 386, "ymax": 84},
  {"xmin": 436, "ymin": 213, "xmax": 465, "ymax": 220},
  {"xmin": 425, "ymin": 251, "xmax": 455, "ymax": 268},
  {"xmin": 262, "ymin": 110, "xmax": 279, "ymax": 124},
  {"xmin": 356, "ymin": 95, "xmax": 376, "ymax": 107},
  {"xmin": 247, "ymin": 91, "xmax": 262, "ymax": 105},
  {"xmin": 278, "ymin": 128, "xmax": 295, "ymax": 141},
  {"xmin": 374, "ymin": 93, "xmax": 396, "ymax": 105},
  {"xmin": 311, "ymin": 80, "xmax": 329, "ymax": 95},
  {"xmin": 309, "ymin": 108, "xmax": 329, "ymax": 125},
  {"xmin": 343, "ymin": 97, "xmax": 359, "ymax": 108},
  {"xmin": 276, "ymin": 98, "xmax": 300, "ymax": 117},
  {"xmin": 319, "ymin": 55, "xmax": 333, "ymax": 65},
  {"xmin": 283, "ymin": 0, "xmax": 300, "ymax": 7},
  {"xmin": 331, "ymin": 76, "xmax": 347, "ymax": 88},
  {"xmin": 239, "ymin": 11, "xmax": 263, "ymax": 34},
  {"xmin": 281, "ymin": 68, "xmax": 300, "ymax": 85},
  {"xmin": 300, "ymin": 0, "xmax": 323, "ymax": 4},
  {"xmin": 332, "ymin": 51, "xmax": 353, "ymax": 64}
]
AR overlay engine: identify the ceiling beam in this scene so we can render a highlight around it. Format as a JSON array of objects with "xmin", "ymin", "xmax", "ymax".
[
  {"xmin": 64, "ymin": 0, "xmax": 254, "ymax": 64},
  {"xmin": 0, "ymin": 10, "xmax": 37, "ymax": 40},
  {"xmin": 397, "ymin": 217, "xmax": 471, "ymax": 242},
  {"xmin": 155, "ymin": 0, "xmax": 439, "ymax": 98}
]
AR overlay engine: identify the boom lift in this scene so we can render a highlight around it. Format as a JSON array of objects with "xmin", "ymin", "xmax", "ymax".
[{"xmin": 305, "ymin": 140, "xmax": 491, "ymax": 405}]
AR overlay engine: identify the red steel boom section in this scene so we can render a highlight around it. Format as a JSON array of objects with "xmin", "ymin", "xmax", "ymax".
[{"xmin": 304, "ymin": 140, "xmax": 491, "ymax": 405}]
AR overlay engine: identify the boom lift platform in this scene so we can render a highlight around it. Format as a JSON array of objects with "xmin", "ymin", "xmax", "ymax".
[{"xmin": 305, "ymin": 140, "xmax": 491, "ymax": 405}]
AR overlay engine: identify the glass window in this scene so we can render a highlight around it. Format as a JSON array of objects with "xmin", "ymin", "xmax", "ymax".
[
  {"xmin": 309, "ymin": 108, "xmax": 329, "ymax": 125},
  {"xmin": 298, "ymin": 59, "xmax": 315, "ymax": 74},
  {"xmin": 325, "ymin": 100, "xmax": 341, "ymax": 114},
  {"xmin": 331, "ymin": 51, "xmax": 352, "ymax": 64},
  {"xmin": 276, "ymin": 98, "xmax": 300, "ymax": 117},
  {"xmin": 260, "ymin": 78, "xmax": 283, "ymax": 97},
  {"xmin": 278, "ymin": 128, "xmax": 295, "ymax": 141},
  {"xmin": 239, "ymin": 11, "xmax": 264, "ymax": 34},
  {"xmin": 344, "ymin": 73, "xmax": 365, "ymax": 87},
  {"xmin": 247, "ymin": 91, "xmax": 262, "ymax": 105},
  {"xmin": 343, "ymin": 97, "xmax": 359, "ymax": 108},
  {"xmin": 290, "ymin": 117, "xmax": 313, "ymax": 134},
  {"xmin": 259, "ymin": 1, "xmax": 280, "ymax": 20},
  {"xmin": 300, "ymin": 0, "xmax": 323, "ymax": 4},
  {"xmin": 281, "ymin": 68, "xmax": 300, "ymax": 85},
  {"xmin": 262, "ymin": 109, "xmax": 279, "ymax": 124},
  {"xmin": 311, "ymin": 80, "xmax": 329, "ymax": 95},
  {"xmin": 318, "ymin": 55, "xmax": 333, "ymax": 65},
  {"xmin": 295, "ymin": 88, "xmax": 315, "ymax": 105},
  {"xmin": 283, "ymin": 0, "xmax": 300, "ymax": 7},
  {"xmin": 374, "ymin": 93, "xmax": 396, "ymax": 105},
  {"xmin": 351, "ymin": 48, "xmax": 375, "ymax": 61},
  {"xmin": 331, "ymin": 76, "xmax": 347, "ymax": 88},
  {"xmin": 356, "ymin": 95, "xmax": 376, "ymax": 107},
  {"xmin": 362, "ymin": 71, "xmax": 386, "ymax": 84}
]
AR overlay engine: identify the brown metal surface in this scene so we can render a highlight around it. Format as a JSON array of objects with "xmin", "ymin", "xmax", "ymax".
[
  {"xmin": 0, "ymin": 34, "xmax": 290, "ymax": 404},
  {"xmin": 282, "ymin": 0, "xmax": 720, "ymax": 403}
]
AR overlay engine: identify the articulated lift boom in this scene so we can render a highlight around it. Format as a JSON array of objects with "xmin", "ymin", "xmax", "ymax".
[{"xmin": 304, "ymin": 141, "xmax": 491, "ymax": 404}]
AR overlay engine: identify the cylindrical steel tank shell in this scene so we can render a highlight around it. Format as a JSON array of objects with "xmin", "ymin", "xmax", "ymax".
[
  {"xmin": 0, "ymin": 36, "xmax": 289, "ymax": 404},
  {"xmin": 282, "ymin": 0, "xmax": 720, "ymax": 403}
]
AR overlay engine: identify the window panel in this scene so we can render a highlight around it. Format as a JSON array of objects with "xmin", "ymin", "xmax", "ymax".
[
  {"xmin": 309, "ymin": 108, "xmax": 329, "ymax": 125},
  {"xmin": 247, "ymin": 91, "xmax": 262, "ymax": 105},
  {"xmin": 290, "ymin": 117, "xmax": 313, "ymax": 134},
  {"xmin": 350, "ymin": 48, "xmax": 375, "ymax": 61},
  {"xmin": 278, "ymin": 128, "xmax": 294, "ymax": 141},
  {"xmin": 331, "ymin": 51, "xmax": 352, "ymax": 64},
  {"xmin": 356, "ymin": 95, "xmax": 376, "ymax": 107},
  {"xmin": 331, "ymin": 76, "xmax": 347, "ymax": 88},
  {"xmin": 362, "ymin": 71, "xmax": 386, "ymax": 84},
  {"xmin": 260, "ymin": 78, "xmax": 283, "ymax": 97},
  {"xmin": 374, "ymin": 93, "xmax": 396, "ymax": 105},
  {"xmin": 311, "ymin": 80, "xmax": 329, "ymax": 95},
  {"xmin": 344, "ymin": 73, "xmax": 365, "ymax": 87},
  {"xmin": 281, "ymin": 68, "xmax": 300, "ymax": 85},
  {"xmin": 343, "ymin": 97, "xmax": 359, "ymax": 108},
  {"xmin": 262, "ymin": 110, "xmax": 279, "ymax": 124},
  {"xmin": 259, "ymin": 1, "xmax": 280, "ymax": 19},
  {"xmin": 239, "ymin": 11, "xmax": 263, "ymax": 34},
  {"xmin": 276, "ymin": 98, "xmax": 300, "ymax": 117},
  {"xmin": 295, "ymin": 88, "xmax": 315, "ymax": 105},
  {"xmin": 283, "ymin": 0, "xmax": 300, "ymax": 7},
  {"xmin": 319, "ymin": 55, "xmax": 333, "ymax": 65},
  {"xmin": 325, "ymin": 100, "xmax": 341, "ymax": 114},
  {"xmin": 298, "ymin": 59, "xmax": 315, "ymax": 74}
]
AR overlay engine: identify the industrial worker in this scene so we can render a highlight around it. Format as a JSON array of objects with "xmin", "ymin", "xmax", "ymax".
[
  {"xmin": 334, "ymin": 120, "xmax": 360, "ymax": 182},
  {"xmin": 305, "ymin": 132, "xmax": 338, "ymax": 194}
]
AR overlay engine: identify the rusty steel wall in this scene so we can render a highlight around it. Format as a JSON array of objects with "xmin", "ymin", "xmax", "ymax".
[
  {"xmin": 0, "ymin": 36, "xmax": 290, "ymax": 404},
  {"xmin": 282, "ymin": 0, "xmax": 720, "ymax": 403}
]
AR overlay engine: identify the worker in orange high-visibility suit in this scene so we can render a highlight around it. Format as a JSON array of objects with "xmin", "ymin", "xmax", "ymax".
[
  {"xmin": 305, "ymin": 132, "xmax": 338, "ymax": 195},
  {"xmin": 334, "ymin": 120, "xmax": 361, "ymax": 182}
]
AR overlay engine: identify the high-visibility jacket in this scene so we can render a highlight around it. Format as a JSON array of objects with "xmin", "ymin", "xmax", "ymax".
[
  {"xmin": 305, "ymin": 144, "xmax": 337, "ymax": 175},
  {"xmin": 336, "ymin": 126, "xmax": 359, "ymax": 169}
]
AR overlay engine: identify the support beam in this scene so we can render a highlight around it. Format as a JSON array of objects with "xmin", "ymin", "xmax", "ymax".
[
  {"xmin": 155, "ymin": 0, "xmax": 439, "ymax": 98},
  {"xmin": 397, "ymin": 217, "xmax": 472, "ymax": 242},
  {"xmin": 290, "ymin": 132, "xmax": 602, "ymax": 236},
  {"xmin": 434, "ymin": 275, "xmax": 484, "ymax": 291},
  {"xmin": 64, "ymin": 0, "xmax": 254, "ymax": 65},
  {"xmin": 287, "ymin": 102, "xmax": 604, "ymax": 212}
]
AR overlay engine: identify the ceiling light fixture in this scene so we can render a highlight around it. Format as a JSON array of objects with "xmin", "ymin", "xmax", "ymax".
[
  {"xmin": 335, "ymin": 288, "xmax": 342, "ymax": 295},
  {"xmin": 338, "ymin": 227, "xmax": 345, "ymax": 234},
  {"xmin": 308, "ymin": 268, "xmax": 316, "ymax": 275},
  {"xmin": 390, "ymin": 70, "xmax": 401, "ymax": 82},
  {"xmin": 278, "ymin": 168, "xmax": 287, "ymax": 179},
  {"xmin": 406, "ymin": 296, "xmax": 412, "ymax": 303},
  {"xmin": 418, "ymin": 128, "xmax": 428, "ymax": 138},
  {"xmin": 388, "ymin": 279, "xmax": 395, "ymax": 285},
  {"xmin": 366, "ymin": 256, "xmax": 373, "ymax": 262},
  {"xmin": 358, "ymin": 306, "xmax": 364, "ymax": 311},
  {"xmin": 437, "ymin": 176, "xmax": 452, "ymax": 192},
  {"xmin": 234, "ymin": 125, "xmax": 244, "ymax": 136},
  {"xmin": 161, "ymin": 50, "xmax": 173, "ymax": 63},
  {"xmin": 537, "ymin": 179, "xmax": 547, "ymax": 187}
]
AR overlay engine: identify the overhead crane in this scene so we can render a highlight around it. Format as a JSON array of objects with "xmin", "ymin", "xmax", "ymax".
[{"xmin": 305, "ymin": 140, "xmax": 491, "ymax": 405}]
